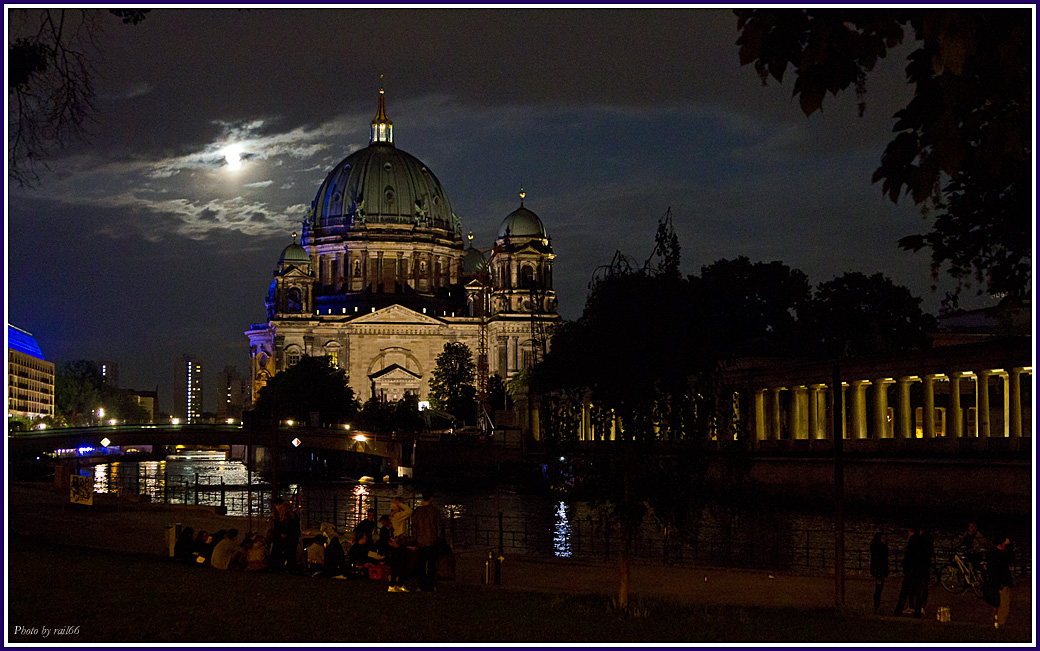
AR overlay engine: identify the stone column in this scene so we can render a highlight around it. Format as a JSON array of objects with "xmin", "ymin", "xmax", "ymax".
[
  {"xmin": 807, "ymin": 385, "xmax": 822, "ymax": 439},
  {"xmin": 850, "ymin": 380, "xmax": 870, "ymax": 439},
  {"xmin": 872, "ymin": 379, "xmax": 890, "ymax": 438},
  {"xmin": 788, "ymin": 386, "xmax": 805, "ymax": 439},
  {"xmin": 754, "ymin": 389, "xmax": 767, "ymax": 443},
  {"xmin": 1010, "ymin": 368, "xmax": 1024, "ymax": 438},
  {"xmin": 769, "ymin": 388, "xmax": 782, "ymax": 440},
  {"xmin": 896, "ymin": 377, "xmax": 913, "ymax": 438},
  {"xmin": 948, "ymin": 374, "xmax": 963, "ymax": 438},
  {"xmin": 923, "ymin": 375, "xmax": 936, "ymax": 438},
  {"xmin": 977, "ymin": 370, "xmax": 991, "ymax": 438},
  {"xmin": 1000, "ymin": 371, "xmax": 1010, "ymax": 438}
]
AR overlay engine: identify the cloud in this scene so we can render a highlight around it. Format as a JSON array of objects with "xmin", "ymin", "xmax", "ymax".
[{"xmin": 245, "ymin": 180, "xmax": 274, "ymax": 188}]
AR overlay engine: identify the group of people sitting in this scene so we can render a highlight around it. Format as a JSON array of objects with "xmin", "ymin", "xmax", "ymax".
[
  {"xmin": 170, "ymin": 494, "xmax": 434, "ymax": 589},
  {"xmin": 171, "ymin": 526, "xmax": 268, "ymax": 571}
]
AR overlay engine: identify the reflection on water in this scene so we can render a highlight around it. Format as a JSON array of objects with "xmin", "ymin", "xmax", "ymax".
[
  {"xmin": 553, "ymin": 501, "xmax": 572, "ymax": 557},
  {"xmin": 91, "ymin": 459, "xmax": 265, "ymax": 517},
  {"xmin": 83, "ymin": 459, "xmax": 1031, "ymax": 576}
]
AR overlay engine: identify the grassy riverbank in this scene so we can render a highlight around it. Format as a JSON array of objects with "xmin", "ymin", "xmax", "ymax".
[{"xmin": 8, "ymin": 535, "xmax": 1021, "ymax": 644}]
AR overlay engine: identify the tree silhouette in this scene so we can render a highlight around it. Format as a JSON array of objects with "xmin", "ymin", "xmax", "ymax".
[
  {"xmin": 54, "ymin": 360, "xmax": 148, "ymax": 426},
  {"xmin": 428, "ymin": 342, "xmax": 477, "ymax": 425},
  {"xmin": 735, "ymin": 8, "xmax": 1031, "ymax": 300},
  {"xmin": 252, "ymin": 355, "xmax": 358, "ymax": 425},
  {"xmin": 807, "ymin": 271, "xmax": 937, "ymax": 358},
  {"xmin": 8, "ymin": 9, "xmax": 150, "ymax": 187}
]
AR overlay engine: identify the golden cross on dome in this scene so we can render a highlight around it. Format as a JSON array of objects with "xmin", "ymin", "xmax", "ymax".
[
  {"xmin": 519, "ymin": 187, "xmax": 526, "ymax": 205},
  {"xmin": 291, "ymin": 231, "xmax": 298, "ymax": 242},
  {"xmin": 468, "ymin": 231, "xmax": 475, "ymax": 243}
]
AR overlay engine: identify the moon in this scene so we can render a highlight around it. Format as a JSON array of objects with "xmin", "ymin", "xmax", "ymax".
[{"xmin": 223, "ymin": 144, "xmax": 243, "ymax": 170}]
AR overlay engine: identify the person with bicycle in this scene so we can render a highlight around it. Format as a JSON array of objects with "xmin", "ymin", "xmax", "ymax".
[{"xmin": 958, "ymin": 521, "xmax": 988, "ymax": 573}]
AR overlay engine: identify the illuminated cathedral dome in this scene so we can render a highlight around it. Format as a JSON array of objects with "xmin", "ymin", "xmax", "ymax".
[
  {"xmin": 497, "ymin": 191, "xmax": 548, "ymax": 243},
  {"xmin": 278, "ymin": 233, "xmax": 310, "ymax": 267},
  {"xmin": 306, "ymin": 87, "xmax": 458, "ymax": 235}
]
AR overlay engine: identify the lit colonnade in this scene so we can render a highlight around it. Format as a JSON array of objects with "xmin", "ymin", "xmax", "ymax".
[{"xmin": 741, "ymin": 338, "xmax": 1032, "ymax": 446}]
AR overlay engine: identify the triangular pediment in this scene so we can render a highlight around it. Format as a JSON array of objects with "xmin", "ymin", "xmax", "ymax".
[
  {"xmin": 350, "ymin": 304, "xmax": 445, "ymax": 325},
  {"xmin": 515, "ymin": 243, "xmax": 546, "ymax": 255},
  {"xmin": 278, "ymin": 266, "xmax": 312, "ymax": 279},
  {"xmin": 369, "ymin": 363, "xmax": 422, "ymax": 381}
]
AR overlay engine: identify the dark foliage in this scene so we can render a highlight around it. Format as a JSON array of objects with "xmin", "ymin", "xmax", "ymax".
[
  {"xmin": 735, "ymin": 8, "xmax": 1032, "ymax": 299},
  {"xmin": 8, "ymin": 9, "xmax": 150, "ymax": 187},
  {"xmin": 429, "ymin": 342, "xmax": 478, "ymax": 425},
  {"xmin": 252, "ymin": 356, "xmax": 358, "ymax": 425},
  {"xmin": 54, "ymin": 360, "xmax": 149, "ymax": 426}
]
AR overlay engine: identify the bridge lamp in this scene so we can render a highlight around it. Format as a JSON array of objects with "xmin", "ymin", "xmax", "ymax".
[
  {"xmin": 226, "ymin": 418, "xmax": 235, "ymax": 425},
  {"xmin": 108, "ymin": 419, "xmax": 118, "ymax": 426},
  {"xmin": 100, "ymin": 438, "xmax": 111, "ymax": 447},
  {"xmin": 171, "ymin": 418, "xmax": 181, "ymax": 425},
  {"xmin": 343, "ymin": 424, "xmax": 351, "ymax": 431},
  {"xmin": 286, "ymin": 420, "xmax": 295, "ymax": 427},
  {"xmin": 36, "ymin": 423, "xmax": 47, "ymax": 430},
  {"xmin": 353, "ymin": 434, "xmax": 367, "ymax": 442}
]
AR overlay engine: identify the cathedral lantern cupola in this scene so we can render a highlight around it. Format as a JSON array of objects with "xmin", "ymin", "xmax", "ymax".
[
  {"xmin": 266, "ymin": 232, "xmax": 316, "ymax": 320},
  {"xmin": 371, "ymin": 83, "xmax": 393, "ymax": 146},
  {"xmin": 488, "ymin": 189, "xmax": 557, "ymax": 316}
]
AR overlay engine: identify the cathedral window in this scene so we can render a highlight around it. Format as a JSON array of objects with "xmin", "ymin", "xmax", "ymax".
[
  {"xmin": 522, "ymin": 349, "xmax": 535, "ymax": 369},
  {"xmin": 287, "ymin": 288, "xmax": 303, "ymax": 313},
  {"xmin": 520, "ymin": 265, "xmax": 535, "ymax": 289},
  {"xmin": 286, "ymin": 349, "xmax": 301, "ymax": 368}
]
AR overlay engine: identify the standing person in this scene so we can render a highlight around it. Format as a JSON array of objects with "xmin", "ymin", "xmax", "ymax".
[
  {"xmin": 269, "ymin": 498, "xmax": 292, "ymax": 571},
  {"xmin": 411, "ymin": 492, "xmax": 443, "ymax": 593},
  {"xmin": 869, "ymin": 532, "xmax": 889, "ymax": 614},
  {"xmin": 389, "ymin": 496, "xmax": 413, "ymax": 538},
  {"xmin": 986, "ymin": 534, "xmax": 1014, "ymax": 629},
  {"xmin": 893, "ymin": 525, "xmax": 931, "ymax": 618}
]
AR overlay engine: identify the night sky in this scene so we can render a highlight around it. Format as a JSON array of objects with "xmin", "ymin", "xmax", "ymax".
[{"xmin": 6, "ymin": 7, "xmax": 994, "ymax": 415}]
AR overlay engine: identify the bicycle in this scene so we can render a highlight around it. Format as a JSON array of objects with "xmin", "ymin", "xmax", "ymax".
[{"xmin": 939, "ymin": 550, "xmax": 986, "ymax": 597}]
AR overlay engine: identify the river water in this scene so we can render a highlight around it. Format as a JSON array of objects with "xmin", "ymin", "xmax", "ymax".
[{"xmin": 86, "ymin": 457, "xmax": 1032, "ymax": 577}]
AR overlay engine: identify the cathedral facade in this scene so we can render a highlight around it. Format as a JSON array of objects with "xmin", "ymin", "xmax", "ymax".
[{"xmin": 245, "ymin": 89, "xmax": 559, "ymax": 408}]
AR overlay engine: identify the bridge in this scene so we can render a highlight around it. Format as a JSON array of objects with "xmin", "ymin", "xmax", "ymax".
[{"xmin": 7, "ymin": 423, "xmax": 406, "ymax": 481}]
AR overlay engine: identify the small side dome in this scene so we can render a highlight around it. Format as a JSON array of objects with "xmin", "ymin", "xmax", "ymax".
[
  {"xmin": 278, "ymin": 233, "xmax": 310, "ymax": 267},
  {"xmin": 497, "ymin": 190, "xmax": 548, "ymax": 242},
  {"xmin": 497, "ymin": 206, "xmax": 547, "ymax": 240},
  {"xmin": 463, "ymin": 246, "xmax": 487, "ymax": 274}
]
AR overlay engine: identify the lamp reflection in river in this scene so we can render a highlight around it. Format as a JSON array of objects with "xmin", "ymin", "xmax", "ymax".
[{"xmin": 553, "ymin": 501, "xmax": 572, "ymax": 557}]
